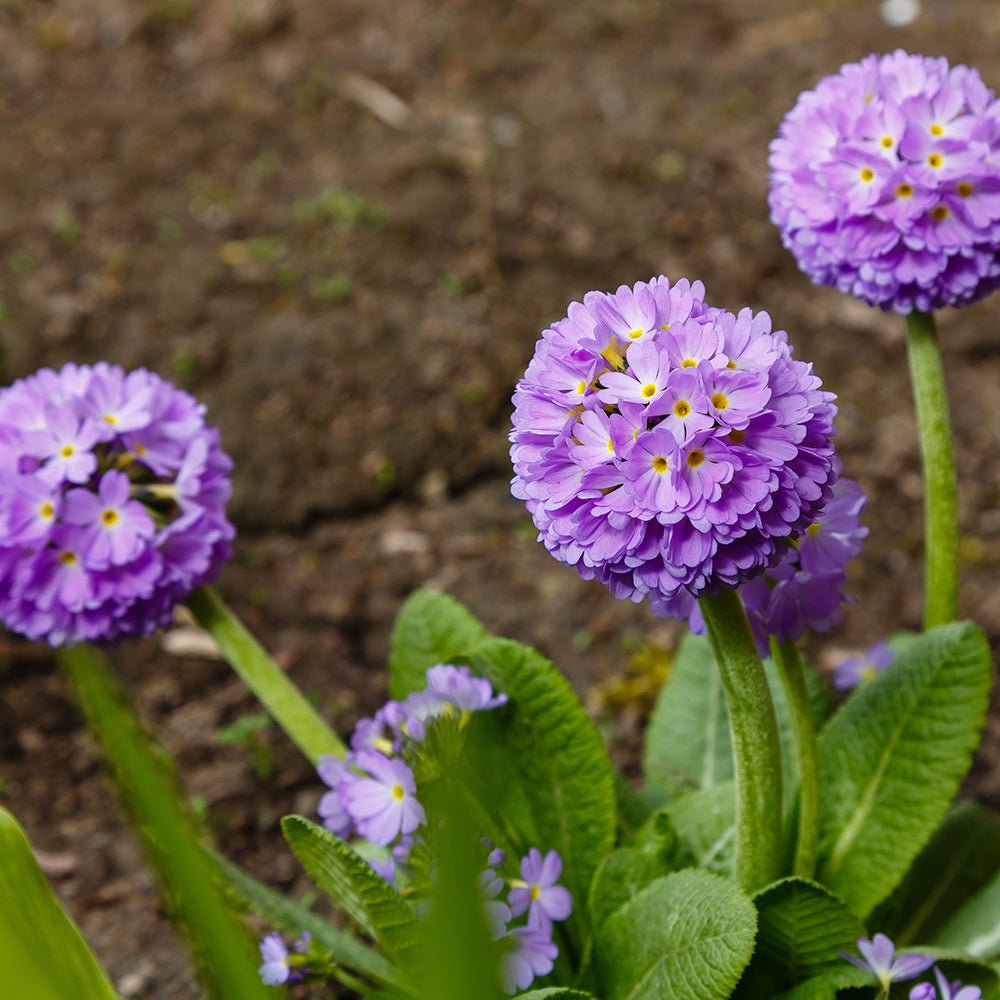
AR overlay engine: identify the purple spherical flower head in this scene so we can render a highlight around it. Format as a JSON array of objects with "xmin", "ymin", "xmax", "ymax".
[
  {"xmin": 508, "ymin": 848, "xmax": 573, "ymax": 930},
  {"xmin": 258, "ymin": 932, "xmax": 290, "ymax": 985},
  {"xmin": 510, "ymin": 277, "xmax": 838, "ymax": 615},
  {"xmin": 841, "ymin": 933, "xmax": 934, "ymax": 989},
  {"xmin": 911, "ymin": 968, "xmax": 983, "ymax": 1000},
  {"xmin": 499, "ymin": 923, "xmax": 559, "ymax": 995},
  {"xmin": 0, "ymin": 362, "xmax": 234, "ymax": 645},
  {"xmin": 770, "ymin": 51, "xmax": 1000, "ymax": 313},
  {"xmin": 342, "ymin": 750, "xmax": 426, "ymax": 846},
  {"xmin": 833, "ymin": 640, "xmax": 895, "ymax": 691}
]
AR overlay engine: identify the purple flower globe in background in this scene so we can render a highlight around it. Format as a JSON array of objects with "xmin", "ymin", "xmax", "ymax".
[
  {"xmin": 0, "ymin": 362, "xmax": 234, "ymax": 645},
  {"xmin": 770, "ymin": 50, "xmax": 1000, "ymax": 313},
  {"xmin": 510, "ymin": 277, "xmax": 839, "ymax": 617}
]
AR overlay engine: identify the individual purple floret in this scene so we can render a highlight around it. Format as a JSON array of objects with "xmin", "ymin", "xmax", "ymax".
[
  {"xmin": 911, "ymin": 967, "xmax": 983, "ymax": 1000},
  {"xmin": 0, "ymin": 362, "xmax": 234, "ymax": 645},
  {"xmin": 498, "ymin": 923, "xmax": 559, "ymax": 995},
  {"xmin": 508, "ymin": 848, "xmax": 573, "ymax": 931},
  {"xmin": 479, "ymin": 866, "xmax": 513, "ymax": 939},
  {"xmin": 425, "ymin": 664, "xmax": 509, "ymax": 713},
  {"xmin": 510, "ymin": 277, "xmax": 839, "ymax": 615},
  {"xmin": 833, "ymin": 640, "xmax": 896, "ymax": 691},
  {"xmin": 258, "ymin": 932, "xmax": 291, "ymax": 986},
  {"xmin": 841, "ymin": 934, "xmax": 934, "ymax": 990},
  {"xmin": 341, "ymin": 751, "xmax": 426, "ymax": 846},
  {"xmin": 770, "ymin": 50, "xmax": 1000, "ymax": 313}
]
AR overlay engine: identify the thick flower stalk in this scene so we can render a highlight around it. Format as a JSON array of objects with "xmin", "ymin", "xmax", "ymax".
[{"xmin": 0, "ymin": 363, "xmax": 233, "ymax": 645}]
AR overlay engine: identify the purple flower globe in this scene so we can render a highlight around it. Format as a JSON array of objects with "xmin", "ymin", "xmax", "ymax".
[
  {"xmin": 769, "ymin": 50, "xmax": 1000, "ymax": 313},
  {"xmin": 510, "ymin": 277, "xmax": 839, "ymax": 615},
  {"xmin": 0, "ymin": 362, "xmax": 234, "ymax": 645}
]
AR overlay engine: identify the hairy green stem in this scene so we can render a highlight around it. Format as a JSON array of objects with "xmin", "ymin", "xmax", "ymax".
[
  {"xmin": 698, "ymin": 588, "xmax": 783, "ymax": 891},
  {"xmin": 770, "ymin": 638, "xmax": 818, "ymax": 879},
  {"xmin": 187, "ymin": 586, "xmax": 345, "ymax": 764},
  {"xmin": 905, "ymin": 310, "xmax": 958, "ymax": 628}
]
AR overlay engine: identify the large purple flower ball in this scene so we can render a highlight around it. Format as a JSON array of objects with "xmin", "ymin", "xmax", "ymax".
[
  {"xmin": 509, "ymin": 277, "xmax": 839, "ymax": 615},
  {"xmin": 769, "ymin": 50, "xmax": 1000, "ymax": 313},
  {"xmin": 0, "ymin": 362, "xmax": 234, "ymax": 645}
]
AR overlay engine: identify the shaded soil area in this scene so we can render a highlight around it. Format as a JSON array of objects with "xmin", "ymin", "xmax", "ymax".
[{"xmin": 1, "ymin": 0, "xmax": 999, "ymax": 995}]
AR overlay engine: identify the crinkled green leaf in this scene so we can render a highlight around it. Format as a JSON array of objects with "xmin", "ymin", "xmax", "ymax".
[
  {"xmin": 771, "ymin": 965, "xmax": 876, "ymax": 1000},
  {"xmin": 872, "ymin": 801, "xmax": 1000, "ymax": 946},
  {"xmin": 934, "ymin": 867, "xmax": 1000, "ymax": 960},
  {"xmin": 816, "ymin": 622, "xmax": 992, "ymax": 917},
  {"xmin": 213, "ymin": 851, "xmax": 401, "ymax": 986},
  {"xmin": 588, "ymin": 847, "xmax": 674, "ymax": 932},
  {"xmin": 281, "ymin": 815, "xmax": 422, "ymax": 973},
  {"xmin": 668, "ymin": 782, "xmax": 736, "ymax": 876},
  {"xmin": 597, "ymin": 869, "xmax": 757, "ymax": 1000},
  {"xmin": 515, "ymin": 991, "xmax": 596, "ymax": 999},
  {"xmin": 389, "ymin": 590, "xmax": 489, "ymax": 700},
  {"xmin": 751, "ymin": 878, "xmax": 864, "ymax": 988},
  {"xmin": 472, "ymin": 638, "xmax": 616, "ymax": 947},
  {"xmin": 0, "ymin": 808, "xmax": 120, "ymax": 1000}
]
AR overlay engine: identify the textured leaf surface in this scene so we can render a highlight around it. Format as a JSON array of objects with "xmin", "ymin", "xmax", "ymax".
[
  {"xmin": 0, "ymin": 808, "xmax": 120, "ymax": 1000},
  {"xmin": 588, "ymin": 848, "xmax": 674, "ymax": 931},
  {"xmin": 816, "ymin": 622, "xmax": 991, "ymax": 917},
  {"xmin": 388, "ymin": 590, "xmax": 488, "ymax": 700},
  {"xmin": 473, "ymin": 638, "xmax": 616, "ymax": 946},
  {"xmin": 668, "ymin": 782, "xmax": 736, "ymax": 876},
  {"xmin": 752, "ymin": 878, "xmax": 864, "ymax": 987},
  {"xmin": 214, "ymin": 851, "xmax": 400, "ymax": 985},
  {"xmin": 598, "ymin": 869, "xmax": 757, "ymax": 1000},
  {"xmin": 515, "ymin": 991, "xmax": 595, "ymax": 999},
  {"xmin": 934, "ymin": 868, "xmax": 1000, "ymax": 960},
  {"xmin": 771, "ymin": 965, "xmax": 875, "ymax": 1000},
  {"xmin": 282, "ymin": 815, "xmax": 421, "ymax": 972},
  {"xmin": 872, "ymin": 801, "xmax": 1000, "ymax": 946}
]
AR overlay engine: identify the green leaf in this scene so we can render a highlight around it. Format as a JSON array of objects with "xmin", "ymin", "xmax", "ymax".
[
  {"xmin": 58, "ymin": 645, "xmax": 274, "ymax": 1000},
  {"xmin": 0, "ymin": 808, "xmax": 120, "ymax": 1000},
  {"xmin": 771, "ymin": 965, "xmax": 876, "ymax": 1000},
  {"xmin": 751, "ymin": 878, "xmax": 864, "ymax": 988},
  {"xmin": 388, "ymin": 590, "xmax": 489, "ymax": 700},
  {"xmin": 213, "ymin": 851, "xmax": 401, "ymax": 986},
  {"xmin": 588, "ymin": 848, "xmax": 674, "ymax": 931},
  {"xmin": 515, "ymin": 991, "xmax": 596, "ymax": 999},
  {"xmin": 281, "ymin": 815, "xmax": 422, "ymax": 972},
  {"xmin": 872, "ymin": 801, "xmax": 1000, "ymax": 945},
  {"xmin": 815, "ymin": 622, "xmax": 992, "ymax": 917},
  {"xmin": 472, "ymin": 638, "xmax": 616, "ymax": 946},
  {"xmin": 668, "ymin": 782, "xmax": 736, "ymax": 876},
  {"xmin": 934, "ymin": 866, "xmax": 1000, "ymax": 960},
  {"xmin": 597, "ymin": 869, "xmax": 757, "ymax": 1000}
]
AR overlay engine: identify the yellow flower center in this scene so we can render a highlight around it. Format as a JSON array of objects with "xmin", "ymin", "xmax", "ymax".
[
  {"xmin": 859, "ymin": 167, "xmax": 875, "ymax": 183},
  {"xmin": 807, "ymin": 523, "xmax": 821, "ymax": 537},
  {"xmin": 728, "ymin": 429, "xmax": 745, "ymax": 445},
  {"xmin": 530, "ymin": 884, "xmax": 541, "ymax": 901},
  {"xmin": 39, "ymin": 502, "xmax": 55, "ymax": 520},
  {"xmin": 880, "ymin": 135, "xmax": 893, "ymax": 149},
  {"xmin": 576, "ymin": 380, "xmax": 586, "ymax": 395},
  {"xmin": 931, "ymin": 205, "xmax": 949, "ymax": 222},
  {"xmin": 651, "ymin": 455, "xmax": 669, "ymax": 474},
  {"xmin": 641, "ymin": 383, "xmax": 657, "ymax": 399},
  {"xmin": 927, "ymin": 152, "xmax": 943, "ymax": 169},
  {"xmin": 929, "ymin": 123, "xmax": 944, "ymax": 136},
  {"xmin": 391, "ymin": 784, "xmax": 405, "ymax": 801},
  {"xmin": 103, "ymin": 413, "xmax": 118, "ymax": 425},
  {"xmin": 710, "ymin": 392, "xmax": 729, "ymax": 411},
  {"xmin": 659, "ymin": 323, "xmax": 671, "ymax": 331},
  {"xmin": 686, "ymin": 449, "xmax": 705, "ymax": 468},
  {"xmin": 680, "ymin": 357, "xmax": 697, "ymax": 368},
  {"xmin": 59, "ymin": 551, "xmax": 78, "ymax": 566},
  {"xmin": 896, "ymin": 183, "xmax": 913, "ymax": 199},
  {"xmin": 957, "ymin": 181, "xmax": 974, "ymax": 198},
  {"xmin": 101, "ymin": 509, "xmax": 119, "ymax": 527},
  {"xmin": 601, "ymin": 337, "xmax": 626, "ymax": 371},
  {"xmin": 606, "ymin": 438, "xmax": 615, "ymax": 453},
  {"xmin": 673, "ymin": 400, "xmax": 691, "ymax": 418},
  {"xmin": 134, "ymin": 443, "xmax": 148, "ymax": 456},
  {"xmin": 60, "ymin": 444, "xmax": 75, "ymax": 459},
  {"xmin": 628, "ymin": 328, "xmax": 644, "ymax": 340},
  {"xmin": 862, "ymin": 665, "xmax": 877, "ymax": 682}
]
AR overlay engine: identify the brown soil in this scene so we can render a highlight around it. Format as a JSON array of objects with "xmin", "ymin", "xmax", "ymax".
[{"xmin": 1, "ymin": 0, "xmax": 999, "ymax": 996}]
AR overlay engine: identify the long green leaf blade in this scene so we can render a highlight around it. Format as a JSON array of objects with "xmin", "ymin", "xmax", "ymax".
[
  {"xmin": 934, "ymin": 869, "xmax": 1000, "ymax": 960},
  {"xmin": 816, "ymin": 622, "xmax": 991, "ymax": 917},
  {"xmin": 0, "ymin": 808, "xmax": 120, "ymax": 1000},
  {"xmin": 58, "ymin": 645, "xmax": 273, "ymax": 1000}
]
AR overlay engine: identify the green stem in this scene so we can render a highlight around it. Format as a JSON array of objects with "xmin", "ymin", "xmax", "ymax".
[
  {"xmin": 770, "ymin": 638, "xmax": 818, "ymax": 879},
  {"xmin": 905, "ymin": 310, "xmax": 958, "ymax": 628},
  {"xmin": 698, "ymin": 588, "xmax": 783, "ymax": 892},
  {"xmin": 187, "ymin": 586, "xmax": 346, "ymax": 764}
]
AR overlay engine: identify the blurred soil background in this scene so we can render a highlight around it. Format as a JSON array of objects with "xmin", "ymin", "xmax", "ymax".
[{"xmin": 1, "ymin": 0, "xmax": 999, "ymax": 995}]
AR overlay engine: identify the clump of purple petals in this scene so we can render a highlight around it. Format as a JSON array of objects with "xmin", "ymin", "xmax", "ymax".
[
  {"xmin": 841, "ymin": 933, "xmax": 934, "ymax": 988},
  {"xmin": 770, "ymin": 50, "xmax": 1000, "ymax": 313},
  {"xmin": 510, "ymin": 277, "xmax": 838, "ymax": 616},
  {"xmin": 911, "ymin": 968, "xmax": 983, "ymax": 1000},
  {"xmin": 833, "ymin": 639, "xmax": 895, "ymax": 691},
  {"xmin": 258, "ymin": 931, "xmax": 316, "ymax": 987},
  {"xmin": 0, "ymin": 362, "xmax": 234, "ymax": 645}
]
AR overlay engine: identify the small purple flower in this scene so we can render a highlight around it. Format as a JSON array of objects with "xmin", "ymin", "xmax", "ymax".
[
  {"xmin": 258, "ymin": 932, "xmax": 290, "ymax": 986},
  {"xmin": 342, "ymin": 751, "xmax": 426, "ymax": 846},
  {"xmin": 316, "ymin": 755, "xmax": 354, "ymax": 838},
  {"xmin": 0, "ymin": 363, "xmax": 234, "ymax": 645},
  {"xmin": 499, "ymin": 922, "xmax": 559, "ymax": 995},
  {"xmin": 770, "ymin": 51, "xmax": 1000, "ymax": 313},
  {"xmin": 508, "ymin": 848, "xmax": 573, "ymax": 930},
  {"xmin": 424, "ymin": 664, "xmax": 508, "ymax": 713},
  {"xmin": 911, "ymin": 968, "xmax": 982, "ymax": 1000},
  {"xmin": 510, "ymin": 277, "xmax": 838, "ymax": 614},
  {"xmin": 479, "ymin": 867, "xmax": 513, "ymax": 939},
  {"xmin": 833, "ymin": 641, "xmax": 896, "ymax": 691},
  {"xmin": 841, "ymin": 934, "xmax": 934, "ymax": 990}
]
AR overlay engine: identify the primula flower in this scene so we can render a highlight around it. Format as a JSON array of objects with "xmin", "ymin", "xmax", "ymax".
[
  {"xmin": 833, "ymin": 640, "xmax": 895, "ymax": 691},
  {"xmin": 841, "ymin": 934, "xmax": 934, "ymax": 990},
  {"xmin": 508, "ymin": 848, "xmax": 573, "ymax": 930},
  {"xmin": 0, "ymin": 363, "xmax": 233, "ymax": 645},
  {"xmin": 911, "ymin": 967, "xmax": 982, "ymax": 1000},
  {"xmin": 770, "ymin": 51, "xmax": 1000, "ymax": 313},
  {"xmin": 510, "ymin": 277, "xmax": 838, "ymax": 615},
  {"xmin": 499, "ymin": 923, "xmax": 559, "ymax": 995},
  {"xmin": 258, "ymin": 933, "xmax": 291, "ymax": 986},
  {"xmin": 341, "ymin": 751, "xmax": 426, "ymax": 846}
]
